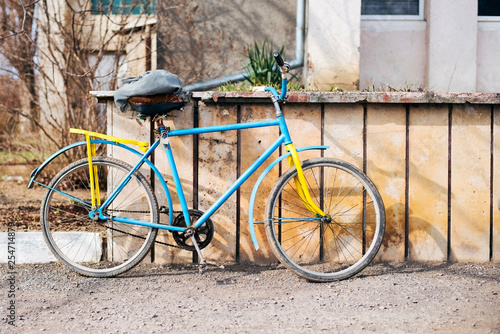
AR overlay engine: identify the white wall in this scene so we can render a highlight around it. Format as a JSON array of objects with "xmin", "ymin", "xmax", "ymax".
[
  {"xmin": 360, "ymin": 20, "xmax": 427, "ymax": 91},
  {"xmin": 305, "ymin": 0, "xmax": 361, "ymax": 91},
  {"xmin": 477, "ymin": 22, "xmax": 500, "ymax": 93},
  {"xmin": 358, "ymin": 1, "xmax": 500, "ymax": 93},
  {"xmin": 427, "ymin": 0, "xmax": 478, "ymax": 92}
]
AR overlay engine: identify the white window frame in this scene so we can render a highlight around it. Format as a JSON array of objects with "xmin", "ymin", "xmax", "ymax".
[
  {"xmin": 361, "ymin": 0, "xmax": 424, "ymax": 20},
  {"xmin": 478, "ymin": 16, "xmax": 500, "ymax": 21}
]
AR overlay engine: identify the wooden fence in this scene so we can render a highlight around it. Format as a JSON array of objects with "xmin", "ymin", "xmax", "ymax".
[{"xmin": 94, "ymin": 91, "xmax": 500, "ymax": 264}]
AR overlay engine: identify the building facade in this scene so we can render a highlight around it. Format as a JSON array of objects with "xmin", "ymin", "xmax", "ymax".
[{"xmin": 307, "ymin": 0, "xmax": 500, "ymax": 92}]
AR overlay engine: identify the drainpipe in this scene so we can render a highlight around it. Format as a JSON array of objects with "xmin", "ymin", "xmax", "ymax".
[
  {"xmin": 184, "ymin": 0, "xmax": 306, "ymax": 92},
  {"xmin": 289, "ymin": 0, "xmax": 305, "ymax": 69}
]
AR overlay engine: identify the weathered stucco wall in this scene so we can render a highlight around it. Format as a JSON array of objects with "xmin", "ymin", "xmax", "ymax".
[
  {"xmin": 96, "ymin": 91, "xmax": 500, "ymax": 264},
  {"xmin": 477, "ymin": 21, "xmax": 500, "ymax": 93},
  {"xmin": 305, "ymin": 0, "xmax": 361, "ymax": 90},
  {"xmin": 156, "ymin": 0, "xmax": 296, "ymax": 86},
  {"xmin": 360, "ymin": 20, "xmax": 427, "ymax": 90}
]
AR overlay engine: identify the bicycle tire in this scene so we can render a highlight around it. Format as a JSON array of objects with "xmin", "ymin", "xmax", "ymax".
[
  {"xmin": 265, "ymin": 157, "xmax": 385, "ymax": 282},
  {"xmin": 40, "ymin": 157, "xmax": 159, "ymax": 277}
]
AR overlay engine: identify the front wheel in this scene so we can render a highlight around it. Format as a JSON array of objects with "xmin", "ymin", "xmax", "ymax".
[{"xmin": 265, "ymin": 158, "xmax": 385, "ymax": 282}]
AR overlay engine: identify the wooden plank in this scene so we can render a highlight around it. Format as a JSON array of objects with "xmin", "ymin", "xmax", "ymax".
[
  {"xmin": 408, "ymin": 105, "xmax": 449, "ymax": 261},
  {"xmin": 239, "ymin": 104, "xmax": 280, "ymax": 263},
  {"xmin": 274, "ymin": 104, "xmax": 323, "ymax": 262},
  {"xmin": 107, "ymin": 101, "xmax": 151, "ymax": 174},
  {"xmin": 494, "ymin": 106, "xmax": 500, "ymax": 262},
  {"xmin": 322, "ymin": 105, "xmax": 368, "ymax": 265},
  {"xmin": 366, "ymin": 104, "xmax": 406, "ymax": 261},
  {"xmin": 252, "ymin": 104, "xmax": 322, "ymax": 264},
  {"xmin": 323, "ymin": 104, "xmax": 364, "ymax": 169},
  {"xmin": 107, "ymin": 102, "xmax": 154, "ymax": 262},
  {"xmin": 283, "ymin": 104, "xmax": 322, "ymax": 158},
  {"xmin": 451, "ymin": 104, "xmax": 491, "ymax": 261},
  {"xmin": 197, "ymin": 104, "xmax": 238, "ymax": 262},
  {"xmin": 154, "ymin": 107, "xmax": 195, "ymax": 264}
]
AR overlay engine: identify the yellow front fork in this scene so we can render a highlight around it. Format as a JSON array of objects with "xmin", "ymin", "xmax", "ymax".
[
  {"xmin": 285, "ymin": 144, "xmax": 326, "ymax": 217},
  {"xmin": 70, "ymin": 128, "xmax": 149, "ymax": 208}
]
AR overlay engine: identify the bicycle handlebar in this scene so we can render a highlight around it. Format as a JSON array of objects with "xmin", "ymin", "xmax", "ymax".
[
  {"xmin": 270, "ymin": 52, "xmax": 289, "ymax": 102},
  {"xmin": 273, "ymin": 52, "xmax": 285, "ymax": 67},
  {"xmin": 252, "ymin": 52, "xmax": 289, "ymax": 104}
]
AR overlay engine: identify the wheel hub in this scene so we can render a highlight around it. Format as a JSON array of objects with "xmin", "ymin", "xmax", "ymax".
[{"xmin": 320, "ymin": 215, "xmax": 332, "ymax": 224}]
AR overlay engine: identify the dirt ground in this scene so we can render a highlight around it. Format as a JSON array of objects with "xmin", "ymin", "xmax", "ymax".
[
  {"xmin": 1, "ymin": 177, "xmax": 500, "ymax": 333},
  {"xmin": 0, "ymin": 177, "xmax": 43, "ymax": 231}
]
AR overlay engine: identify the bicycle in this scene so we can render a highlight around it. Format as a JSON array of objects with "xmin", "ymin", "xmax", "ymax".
[{"xmin": 28, "ymin": 53, "xmax": 386, "ymax": 282}]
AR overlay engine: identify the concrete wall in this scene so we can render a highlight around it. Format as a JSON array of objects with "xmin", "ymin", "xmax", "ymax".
[
  {"xmin": 427, "ymin": 0, "xmax": 478, "ymax": 92},
  {"xmin": 97, "ymin": 91, "xmax": 500, "ymax": 264},
  {"xmin": 477, "ymin": 21, "xmax": 500, "ymax": 92},
  {"xmin": 305, "ymin": 0, "xmax": 361, "ymax": 91},
  {"xmin": 360, "ymin": 1, "xmax": 500, "ymax": 92},
  {"xmin": 360, "ymin": 20, "xmax": 427, "ymax": 91}
]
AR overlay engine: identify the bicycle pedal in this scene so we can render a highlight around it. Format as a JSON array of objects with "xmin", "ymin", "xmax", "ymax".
[{"xmin": 198, "ymin": 259, "xmax": 207, "ymax": 274}]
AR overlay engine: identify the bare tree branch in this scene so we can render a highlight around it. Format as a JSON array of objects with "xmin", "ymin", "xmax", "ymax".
[{"xmin": 0, "ymin": 0, "xmax": 155, "ymax": 161}]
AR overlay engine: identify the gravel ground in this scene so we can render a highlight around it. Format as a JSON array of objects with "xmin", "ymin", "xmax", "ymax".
[{"xmin": 1, "ymin": 261, "xmax": 499, "ymax": 333}]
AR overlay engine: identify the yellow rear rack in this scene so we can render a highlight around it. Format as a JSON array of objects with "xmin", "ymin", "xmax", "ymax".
[{"xmin": 70, "ymin": 128, "xmax": 149, "ymax": 208}]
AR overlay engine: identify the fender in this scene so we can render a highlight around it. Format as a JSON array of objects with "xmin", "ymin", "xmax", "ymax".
[
  {"xmin": 28, "ymin": 140, "xmax": 174, "ymax": 225},
  {"xmin": 248, "ymin": 145, "xmax": 329, "ymax": 250}
]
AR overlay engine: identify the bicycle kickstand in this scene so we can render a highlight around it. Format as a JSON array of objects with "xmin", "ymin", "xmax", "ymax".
[{"xmin": 190, "ymin": 236, "xmax": 207, "ymax": 274}]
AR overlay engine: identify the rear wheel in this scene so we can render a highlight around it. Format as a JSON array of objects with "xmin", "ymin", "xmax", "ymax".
[
  {"xmin": 265, "ymin": 158, "xmax": 385, "ymax": 282},
  {"xmin": 41, "ymin": 157, "xmax": 158, "ymax": 277}
]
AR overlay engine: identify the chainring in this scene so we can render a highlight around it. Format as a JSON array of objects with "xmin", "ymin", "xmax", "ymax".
[{"xmin": 172, "ymin": 209, "xmax": 214, "ymax": 251}]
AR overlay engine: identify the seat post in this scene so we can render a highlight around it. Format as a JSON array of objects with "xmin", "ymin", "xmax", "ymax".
[{"xmin": 156, "ymin": 118, "xmax": 165, "ymax": 128}]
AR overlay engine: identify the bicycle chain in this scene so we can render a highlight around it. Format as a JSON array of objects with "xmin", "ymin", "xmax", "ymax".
[{"xmin": 104, "ymin": 208, "xmax": 185, "ymax": 250}]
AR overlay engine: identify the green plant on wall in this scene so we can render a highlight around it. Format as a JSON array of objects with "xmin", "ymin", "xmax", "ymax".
[
  {"xmin": 243, "ymin": 40, "xmax": 285, "ymax": 86},
  {"xmin": 217, "ymin": 40, "xmax": 303, "ymax": 92}
]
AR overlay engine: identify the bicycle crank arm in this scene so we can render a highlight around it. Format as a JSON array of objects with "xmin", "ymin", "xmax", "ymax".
[
  {"xmin": 190, "ymin": 235, "xmax": 207, "ymax": 273},
  {"xmin": 184, "ymin": 227, "xmax": 206, "ymax": 273}
]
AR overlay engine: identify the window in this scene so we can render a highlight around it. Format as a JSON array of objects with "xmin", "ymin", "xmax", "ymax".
[
  {"xmin": 361, "ymin": 0, "xmax": 424, "ymax": 20},
  {"xmin": 91, "ymin": 0, "xmax": 156, "ymax": 15},
  {"xmin": 88, "ymin": 52, "xmax": 127, "ymax": 122},
  {"xmin": 478, "ymin": 0, "xmax": 500, "ymax": 20}
]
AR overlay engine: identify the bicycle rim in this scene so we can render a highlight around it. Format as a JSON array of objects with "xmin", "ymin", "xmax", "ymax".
[
  {"xmin": 265, "ymin": 158, "xmax": 385, "ymax": 282},
  {"xmin": 41, "ymin": 157, "xmax": 158, "ymax": 277}
]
